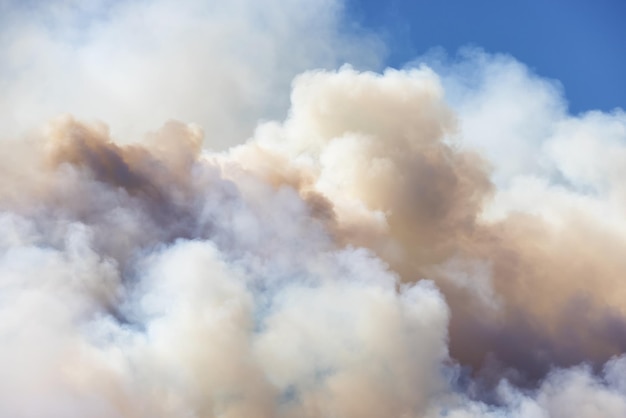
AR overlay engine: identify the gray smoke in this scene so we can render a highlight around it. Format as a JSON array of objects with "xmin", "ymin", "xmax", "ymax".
[{"xmin": 1, "ymin": 1, "xmax": 626, "ymax": 417}]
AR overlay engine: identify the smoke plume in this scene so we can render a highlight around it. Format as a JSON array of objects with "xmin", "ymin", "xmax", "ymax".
[{"xmin": 1, "ymin": 1, "xmax": 626, "ymax": 417}]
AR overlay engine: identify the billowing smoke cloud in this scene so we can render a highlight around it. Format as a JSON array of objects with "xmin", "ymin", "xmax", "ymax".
[
  {"xmin": 2, "ymin": 1, "xmax": 626, "ymax": 417},
  {"xmin": 244, "ymin": 63, "xmax": 626, "ymax": 385}
]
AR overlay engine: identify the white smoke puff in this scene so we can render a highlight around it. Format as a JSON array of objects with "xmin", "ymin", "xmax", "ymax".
[
  {"xmin": 423, "ymin": 358, "xmax": 626, "ymax": 418},
  {"xmin": 0, "ymin": 0, "xmax": 384, "ymax": 147},
  {"xmin": 257, "ymin": 65, "xmax": 453, "ymax": 155},
  {"xmin": 545, "ymin": 110, "xmax": 626, "ymax": 197},
  {"xmin": 253, "ymin": 260, "xmax": 450, "ymax": 417},
  {"xmin": 604, "ymin": 356, "xmax": 626, "ymax": 394},
  {"xmin": 425, "ymin": 50, "xmax": 626, "ymax": 226},
  {"xmin": 124, "ymin": 240, "xmax": 274, "ymax": 417},
  {"xmin": 413, "ymin": 48, "xmax": 567, "ymax": 185},
  {"xmin": 82, "ymin": 243, "xmax": 451, "ymax": 417},
  {"xmin": 536, "ymin": 365, "xmax": 626, "ymax": 418},
  {"xmin": 481, "ymin": 109, "xmax": 626, "ymax": 229},
  {"xmin": 0, "ymin": 220, "xmax": 121, "ymax": 418}
]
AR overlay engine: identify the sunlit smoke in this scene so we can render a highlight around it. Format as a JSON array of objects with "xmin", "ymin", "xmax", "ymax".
[{"xmin": 1, "ymin": 1, "xmax": 626, "ymax": 417}]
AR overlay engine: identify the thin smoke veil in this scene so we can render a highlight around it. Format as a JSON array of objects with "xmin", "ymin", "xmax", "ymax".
[
  {"xmin": 2, "ymin": 3, "xmax": 626, "ymax": 418},
  {"xmin": 0, "ymin": 0, "xmax": 383, "ymax": 147}
]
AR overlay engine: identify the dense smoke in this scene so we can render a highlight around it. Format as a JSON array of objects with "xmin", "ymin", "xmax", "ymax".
[{"xmin": 2, "ymin": 1, "xmax": 626, "ymax": 417}]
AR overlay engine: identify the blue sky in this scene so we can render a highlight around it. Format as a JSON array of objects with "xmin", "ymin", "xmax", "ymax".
[{"xmin": 347, "ymin": 0, "xmax": 625, "ymax": 114}]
